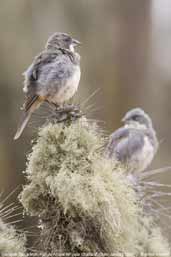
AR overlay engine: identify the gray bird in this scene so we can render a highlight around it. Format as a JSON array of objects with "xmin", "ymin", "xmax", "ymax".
[
  {"xmin": 106, "ymin": 108, "xmax": 158, "ymax": 173},
  {"xmin": 14, "ymin": 32, "xmax": 81, "ymax": 140}
]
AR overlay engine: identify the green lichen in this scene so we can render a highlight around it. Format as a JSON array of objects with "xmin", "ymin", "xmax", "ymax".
[
  {"xmin": 20, "ymin": 118, "xmax": 170, "ymax": 256},
  {"xmin": 0, "ymin": 211, "xmax": 26, "ymax": 257}
]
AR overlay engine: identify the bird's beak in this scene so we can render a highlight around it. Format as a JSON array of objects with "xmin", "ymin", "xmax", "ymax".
[
  {"xmin": 72, "ymin": 39, "xmax": 81, "ymax": 46},
  {"xmin": 121, "ymin": 117, "xmax": 126, "ymax": 123},
  {"xmin": 121, "ymin": 117, "xmax": 131, "ymax": 125}
]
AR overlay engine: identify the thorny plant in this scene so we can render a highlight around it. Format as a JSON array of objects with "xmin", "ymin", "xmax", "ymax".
[{"xmin": 0, "ymin": 91, "xmax": 171, "ymax": 256}]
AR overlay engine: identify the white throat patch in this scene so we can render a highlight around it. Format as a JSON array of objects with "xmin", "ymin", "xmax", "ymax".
[
  {"xmin": 125, "ymin": 122, "xmax": 147, "ymax": 130},
  {"xmin": 69, "ymin": 44, "xmax": 75, "ymax": 52}
]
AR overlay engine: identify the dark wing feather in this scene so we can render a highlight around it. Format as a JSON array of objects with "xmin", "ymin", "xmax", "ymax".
[
  {"xmin": 25, "ymin": 50, "xmax": 60, "ymax": 85},
  {"xmin": 23, "ymin": 95, "xmax": 39, "ymax": 112},
  {"xmin": 107, "ymin": 127, "xmax": 145, "ymax": 162},
  {"xmin": 107, "ymin": 127, "xmax": 129, "ymax": 158},
  {"xmin": 23, "ymin": 50, "xmax": 62, "ymax": 111},
  {"xmin": 114, "ymin": 129, "xmax": 145, "ymax": 162}
]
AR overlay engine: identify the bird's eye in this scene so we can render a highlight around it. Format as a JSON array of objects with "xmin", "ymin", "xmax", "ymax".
[
  {"xmin": 64, "ymin": 37, "xmax": 70, "ymax": 42},
  {"xmin": 133, "ymin": 115, "xmax": 139, "ymax": 121}
]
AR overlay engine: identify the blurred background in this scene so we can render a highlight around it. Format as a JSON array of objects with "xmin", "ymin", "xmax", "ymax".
[{"xmin": 0, "ymin": 0, "xmax": 171, "ymax": 239}]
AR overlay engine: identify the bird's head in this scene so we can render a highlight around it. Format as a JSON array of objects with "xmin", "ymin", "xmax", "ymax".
[
  {"xmin": 45, "ymin": 32, "xmax": 81, "ymax": 52},
  {"xmin": 122, "ymin": 108, "xmax": 152, "ymax": 129}
]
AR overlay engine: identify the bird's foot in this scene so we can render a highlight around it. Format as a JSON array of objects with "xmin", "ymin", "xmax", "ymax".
[
  {"xmin": 45, "ymin": 101, "xmax": 59, "ymax": 111},
  {"xmin": 49, "ymin": 104, "xmax": 82, "ymax": 123}
]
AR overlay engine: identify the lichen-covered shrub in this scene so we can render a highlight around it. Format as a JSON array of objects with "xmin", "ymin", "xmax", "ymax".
[
  {"xmin": 20, "ymin": 118, "xmax": 170, "ymax": 256},
  {"xmin": 0, "ymin": 207, "xmax": 26, "ymax": 257}
]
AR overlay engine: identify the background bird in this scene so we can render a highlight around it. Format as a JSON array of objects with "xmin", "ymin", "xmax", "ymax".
[
  {"xmin": 14, "ymin": 32, "xmax": 81, "ymax": 140},
  {"xmin": 106, "ymin": 108, "xmax": 159, "ymax": 174}
]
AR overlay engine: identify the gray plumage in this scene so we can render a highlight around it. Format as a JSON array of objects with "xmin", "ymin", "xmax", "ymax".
[
  {"xmin": 106, "ymin": 108, "xmax": 158, "ymax": 173},
  {"xmin": 14, "ymin": 33, "xmax": 81, "ymax": 140}
]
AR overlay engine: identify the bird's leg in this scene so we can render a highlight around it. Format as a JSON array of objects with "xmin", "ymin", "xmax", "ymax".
[
  {"xmin": 61, "ymin": 103, "xmax": 82, "ymax": 121},
  {"xmin": 61, "ymin": 102, "xmax": 82, "ymax": 113},
  {"xmin": 45, "ymin": 100, "xmax": 59, "ymax": 111},
  {"xmin": 46, "ymin": 101, "xmax": 82, "ymax": 123}
]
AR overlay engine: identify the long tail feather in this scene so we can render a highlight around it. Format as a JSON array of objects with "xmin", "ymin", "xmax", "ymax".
[{"xmin": 14, "ymin": 97, "xmax": 42, "ymax": 140}]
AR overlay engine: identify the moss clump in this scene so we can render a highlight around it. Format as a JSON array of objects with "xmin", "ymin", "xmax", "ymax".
[
  {"xmin": 20, "ymin": 118, "xmax": 170, "ymax": 256},
  {"xmin": 0, "ymin": 215, "xmax": 26, "ymax": 257}
]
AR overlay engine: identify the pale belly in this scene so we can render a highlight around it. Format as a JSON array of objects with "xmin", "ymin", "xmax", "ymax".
[{"xmin": 47, "ymin": 66, "xmax": 81, "ymax": 104}]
